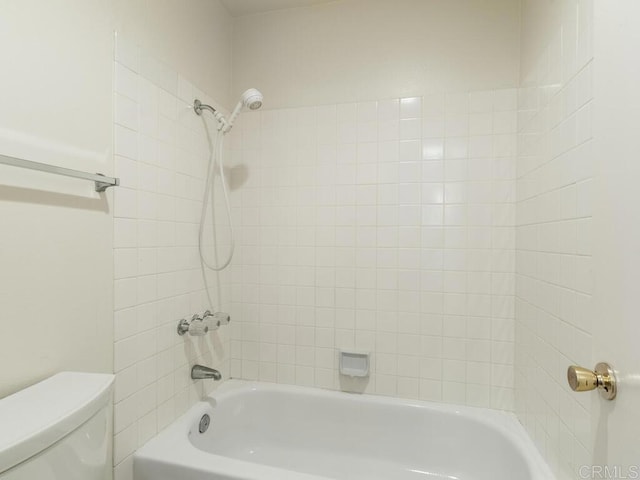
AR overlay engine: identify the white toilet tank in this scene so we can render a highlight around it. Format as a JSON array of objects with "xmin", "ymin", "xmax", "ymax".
[{"xmin": 0, "ymin": 372, "xmax": 114, "ymax": 480}]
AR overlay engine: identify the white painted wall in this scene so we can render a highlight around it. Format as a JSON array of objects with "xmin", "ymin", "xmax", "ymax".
[
  {"xmin": 113, "ymin": 0, "xmax": 234, "ymax": 110},
  {"xmin": 1, "ymin": 2, "xmax": 233, "ymax": 479},
  {"xmin": 232, "ymin": 0, "xmax": 521, "ymax": 109},
  {"xmin": 0, "ymin": 0, "xmax": 233, "ymax": 405},
  {"xmin": 0, "ymin": 0, "xmax": 115, "ymax": 399}
]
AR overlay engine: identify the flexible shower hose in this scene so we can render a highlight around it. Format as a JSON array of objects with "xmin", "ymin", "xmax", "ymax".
[{"xmin": 198, "ymin": 123, "xmax": 235, "ymax": 310}]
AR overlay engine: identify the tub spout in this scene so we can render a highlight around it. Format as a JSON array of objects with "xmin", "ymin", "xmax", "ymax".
[{"xmin": 191, "ymin": 365, "xmax": 222, "ymax": 381}]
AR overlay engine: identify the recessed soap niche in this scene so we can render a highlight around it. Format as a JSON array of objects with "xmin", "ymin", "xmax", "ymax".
[{"xmin": 339, "ymin": 351, "xmax": 370, "ymax": 378}]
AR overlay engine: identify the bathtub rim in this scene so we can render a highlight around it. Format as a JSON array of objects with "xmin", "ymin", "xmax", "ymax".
[{"xmin": 134, "ymin": 379, "xmax": 555, "ymax": 480}]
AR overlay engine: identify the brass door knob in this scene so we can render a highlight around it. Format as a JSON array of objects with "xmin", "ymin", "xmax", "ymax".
[
  {"xmin": 567, "ymin": 363, "xmax": 617, "ymax": 400},
  {"xmin": 567, "ymin": 366, "xmax": 598, "ymax": 391}
]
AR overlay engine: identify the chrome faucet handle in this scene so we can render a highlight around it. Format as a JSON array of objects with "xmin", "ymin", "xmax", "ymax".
[
  {"xmin": 189, "ymin": 315, "xmax": 209, "ymax": 336},
  {"xmin": 201, "ymin": 310, "xmax": 220, "ymax": 331},
  {"xmin": 204, "ymin": 311, "xmax": 231, "ymax": 327},
  {"xmin": 213, "ymin": 312, "xmax": 231, "ymax": 326},
  {"xmin": 177, "ymin": 315, "xmax": 209, "ymax": 336}
]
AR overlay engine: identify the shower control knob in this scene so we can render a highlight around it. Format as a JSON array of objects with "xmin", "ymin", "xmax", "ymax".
[
  {"xmin": 188, "ymin": 317, "xmax": 209, "ymax": 336},
  {"xmin": 201, "ymin": 311, "xmax": 230, "ymax": 328},
  {"xmin": 202, "ymin": 311, "xmax": 220, "ymax": 331},
  {"xmin": 177, "ymin": 315, "xmax": 209, "ymax": 336},
  {"xmin": 213, "ymin": 312, "xmax": 231, "ymax": 326}
]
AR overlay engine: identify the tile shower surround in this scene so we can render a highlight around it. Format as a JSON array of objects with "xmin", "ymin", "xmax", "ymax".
[
  {"xmin": 111, "ymin": 35, "xmax": 231, "ymax": 478},
  {"xmin": 515, "ymin": 0, "xmax": 595, "ymax": 477},
  {"xmin": 227, "ymin": 90, "xmax": 518, "ymax": 410},
  {"xmin": 110, "ymin": 38, "xmax": 520, "ymax": 474}
]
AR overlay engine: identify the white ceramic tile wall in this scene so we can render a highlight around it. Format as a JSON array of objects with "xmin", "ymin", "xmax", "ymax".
[
  {"xmin": 516, "ymin": 1, "xmax": 594, "ymax": 478},
  {"xmin": 227, "ymin": 89, "xmax": 518, "ymax": 410},
  {"xmin": 111, "ymin": 35, "xmax": 231, "ymax": 479}
]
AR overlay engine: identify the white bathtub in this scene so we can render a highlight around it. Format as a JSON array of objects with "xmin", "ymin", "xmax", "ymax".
[{"xmin": 134, "ymin": 380, "xmax": 553, "ymax": 480}]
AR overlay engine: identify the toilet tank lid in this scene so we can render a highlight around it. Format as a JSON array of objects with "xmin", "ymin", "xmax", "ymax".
[{"xmin": 0, "ymin": 371, "xmax": 114, "ymax": 474}]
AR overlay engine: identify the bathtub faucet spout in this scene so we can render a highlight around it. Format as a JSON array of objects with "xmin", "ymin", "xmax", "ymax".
[{"xmin": 191, "ymin": 365, "xmax": 222, "ymax": 381}]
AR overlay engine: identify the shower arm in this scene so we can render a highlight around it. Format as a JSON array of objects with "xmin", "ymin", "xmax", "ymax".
[
  {"xmin": 194, "ymin": 99, "xmax": 216, "ymax": 115},
  {"xmin": 194, "ymin": 99, "xmax": 228, "ymax": 131}
]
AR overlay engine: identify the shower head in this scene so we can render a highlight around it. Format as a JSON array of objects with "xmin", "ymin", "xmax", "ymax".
[
  {"xmin": 194, "ymin": 88, "xmax": 263, "ymax": 134},
  {"xmin": 241, "ymin": 88, "xmax": 263, "ymax": 110},
  {"xmin": 227, "ymin": 88, "xmax": 264, "ymax": 131}
]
